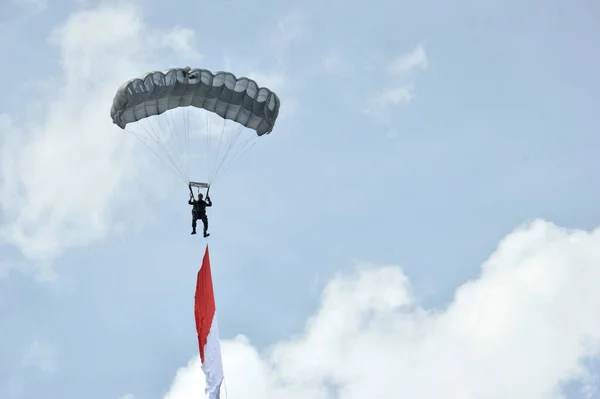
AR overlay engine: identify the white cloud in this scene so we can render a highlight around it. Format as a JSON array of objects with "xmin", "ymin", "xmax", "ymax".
[
  {"xmin": 364, "ymin": 84, "xmax": 414, "ymax": 112},
  {"xmin": 387, "ymin": 44, "xmax": 428, "ymax": 75},
  {"xmin": 0, "ymin": 4, "xmax": 201, "ymax": 271},
  {"xmin": 163, "ymin": 219, "xmax": 600, "ymax": 399},
  {"xmin": 157, "ymin": 28, "xmax": 202, "ymax": 62},
  {"xmin": 363, "ymin": 44, "xmax": 428, "ymax": 128},
  {"xmin": 319, "ymin": 44, "xmax": 426, "ymax": 131},
  {"xmin": 22, "ymin": 340, "xmax": 58, "ymax": 373}
]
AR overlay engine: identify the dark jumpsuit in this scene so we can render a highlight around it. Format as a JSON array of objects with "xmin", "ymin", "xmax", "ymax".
[{"xmin": 189, "ymin": 196, "xmax": 212, "ymax": 235}]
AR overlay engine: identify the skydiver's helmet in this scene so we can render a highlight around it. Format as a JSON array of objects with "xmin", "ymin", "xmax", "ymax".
[{"xmin": 197, "ymin": 193, "xmax": 203, "ymax": 199}]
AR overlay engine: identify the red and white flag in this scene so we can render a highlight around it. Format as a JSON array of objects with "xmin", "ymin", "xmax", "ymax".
[{"xmin": 194, "ymin": 245, "xmax": 224, "ymax": 399}]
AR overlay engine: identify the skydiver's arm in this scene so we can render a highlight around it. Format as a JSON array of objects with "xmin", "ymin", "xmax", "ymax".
[{"xmin": 206, "ymin": 197, "xmax": 212, "ymax": 206}]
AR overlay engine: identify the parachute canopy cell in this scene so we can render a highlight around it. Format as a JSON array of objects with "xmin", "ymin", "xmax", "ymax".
[{"xmin": 110, "ymin": 67, "xmax": 281, "ymax": 136}]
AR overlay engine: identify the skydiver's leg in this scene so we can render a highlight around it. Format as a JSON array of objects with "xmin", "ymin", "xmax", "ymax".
[
  {"xmin": 191, "ymin": 213, "xmax": 198, "ymax": 235},
  {"xmin": 201, "ymin": 214, "xmax": 209, "ymax": 237}
]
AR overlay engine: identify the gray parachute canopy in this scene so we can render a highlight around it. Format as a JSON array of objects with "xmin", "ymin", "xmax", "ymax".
[
  {"xmin": 109, "ymin": 67, "xmax": 282, "ymax": 188},
  {"xmin": 110, "ymin": 67, "xmax": 281, "ymax": 135}
]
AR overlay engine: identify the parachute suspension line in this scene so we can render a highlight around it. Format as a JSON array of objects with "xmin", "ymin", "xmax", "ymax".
[
  {"xmin": 158, "ymin": 110, "xmax": 189, "ymax": 181},
  {"xmin": 209, "ymin": 119, "xmax": 231, "ymax": 184},
  {"xmin": 159, "ymin": 109, "xmax": 190, "ymax": 182},
  {"xmin": 172, "ymin": 108, "xmax": 190, "ymax": 180},
  {"xmin": 214, "ymin": 138, "xmax": 257, "ymax": 183},
  {"xmin": 126, "ymin": 128, "xmax": 188, "ymax": 185},
  {"xmin": 135, "ymin": 121, "xmax": 186, "ymax": 181},
  {"xmin": 210, "ymin": 124, "xmax": 249, "ymax": 184},
  {"xmin": 184, "ymin": 107, "xmax": 191, "ymax": 180},
  {"xmin": 173, "ymin": 107, "xmax": 191, "ymax": 180},
  {"xmin": 142, "ymin": 116, "xmax": 184, "ymax": 180},
  {"xmin": 160, "ymin": 111, "xmax": 181, "ymax": 174},
  {"xmin": 208, "ymin": 118, "xmax": 227, "ymax": 184},
  {"xmin": 205, "ymin": 113, "xmax": 213, "ymax": 185},
  {"xmin": 129, "ymin": 115, "xmax": 188, "ymax": 183},
  {"xmin": 149, "ymin": 115, "xmax": 188, "ymax": 182},
  {"xmin": 212, "ymin": 134, "xmax": 258, "ymax": 183}
]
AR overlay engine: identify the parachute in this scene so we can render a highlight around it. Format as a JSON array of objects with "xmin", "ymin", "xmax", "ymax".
[{"xmin": 110, "ymin": 66, "xmax": 281, "ymax": 192}]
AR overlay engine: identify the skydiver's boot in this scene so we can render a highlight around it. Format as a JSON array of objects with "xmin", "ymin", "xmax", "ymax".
[
  {"xmin": 203, "ymin": 230, "xmax": 210, "ymax": 238},
  {"xmin": 191, "ymin": 228, "xmax": 197, "ymax": 235}
]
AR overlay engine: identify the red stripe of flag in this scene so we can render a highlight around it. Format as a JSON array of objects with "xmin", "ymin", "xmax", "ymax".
[{"xmin": 194, "ymin": 244, "xmax": 216, "ymax": 363}]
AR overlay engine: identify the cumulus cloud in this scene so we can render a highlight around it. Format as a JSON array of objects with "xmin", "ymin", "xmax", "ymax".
[
  {"xmin": 387, "ymin": 44, "xmax": 428, "ymax": 75},
  {"xmin": 163, "ymin": 219, "xmax": 600, "ymax": 399},
  {"xmin": 0, "ymin": 4, "xmax": 202, "ymax": 271},
  {"xmin": 364, "ymin": 44, "xmax": 428, "ymax": 117},
  {"xmin": 366, "ymin": 84, "xmax": 414, "ymax": 109}
]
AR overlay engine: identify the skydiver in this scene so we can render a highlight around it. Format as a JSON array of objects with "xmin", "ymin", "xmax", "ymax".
[
  {"xmin": 189, "ymin": 192, "xmax": 212, "ymax": 237},
  {"xmin": 182, "ymin": 66, "xmax": 198, "ymax": 80}
]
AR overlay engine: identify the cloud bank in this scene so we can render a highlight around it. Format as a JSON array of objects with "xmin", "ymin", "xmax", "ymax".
[
  {"xmin": 163, "ymin": 219, "xmax": 600, "ymax": 399},
  {"xmin": 0, "ymin": 4, "xmax": 205, "ymax": 272}
]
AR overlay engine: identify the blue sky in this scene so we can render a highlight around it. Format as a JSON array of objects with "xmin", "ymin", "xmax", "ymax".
[{"xmin": 1, "ymin": 0, "xmax": 600, "ymax": 398}]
